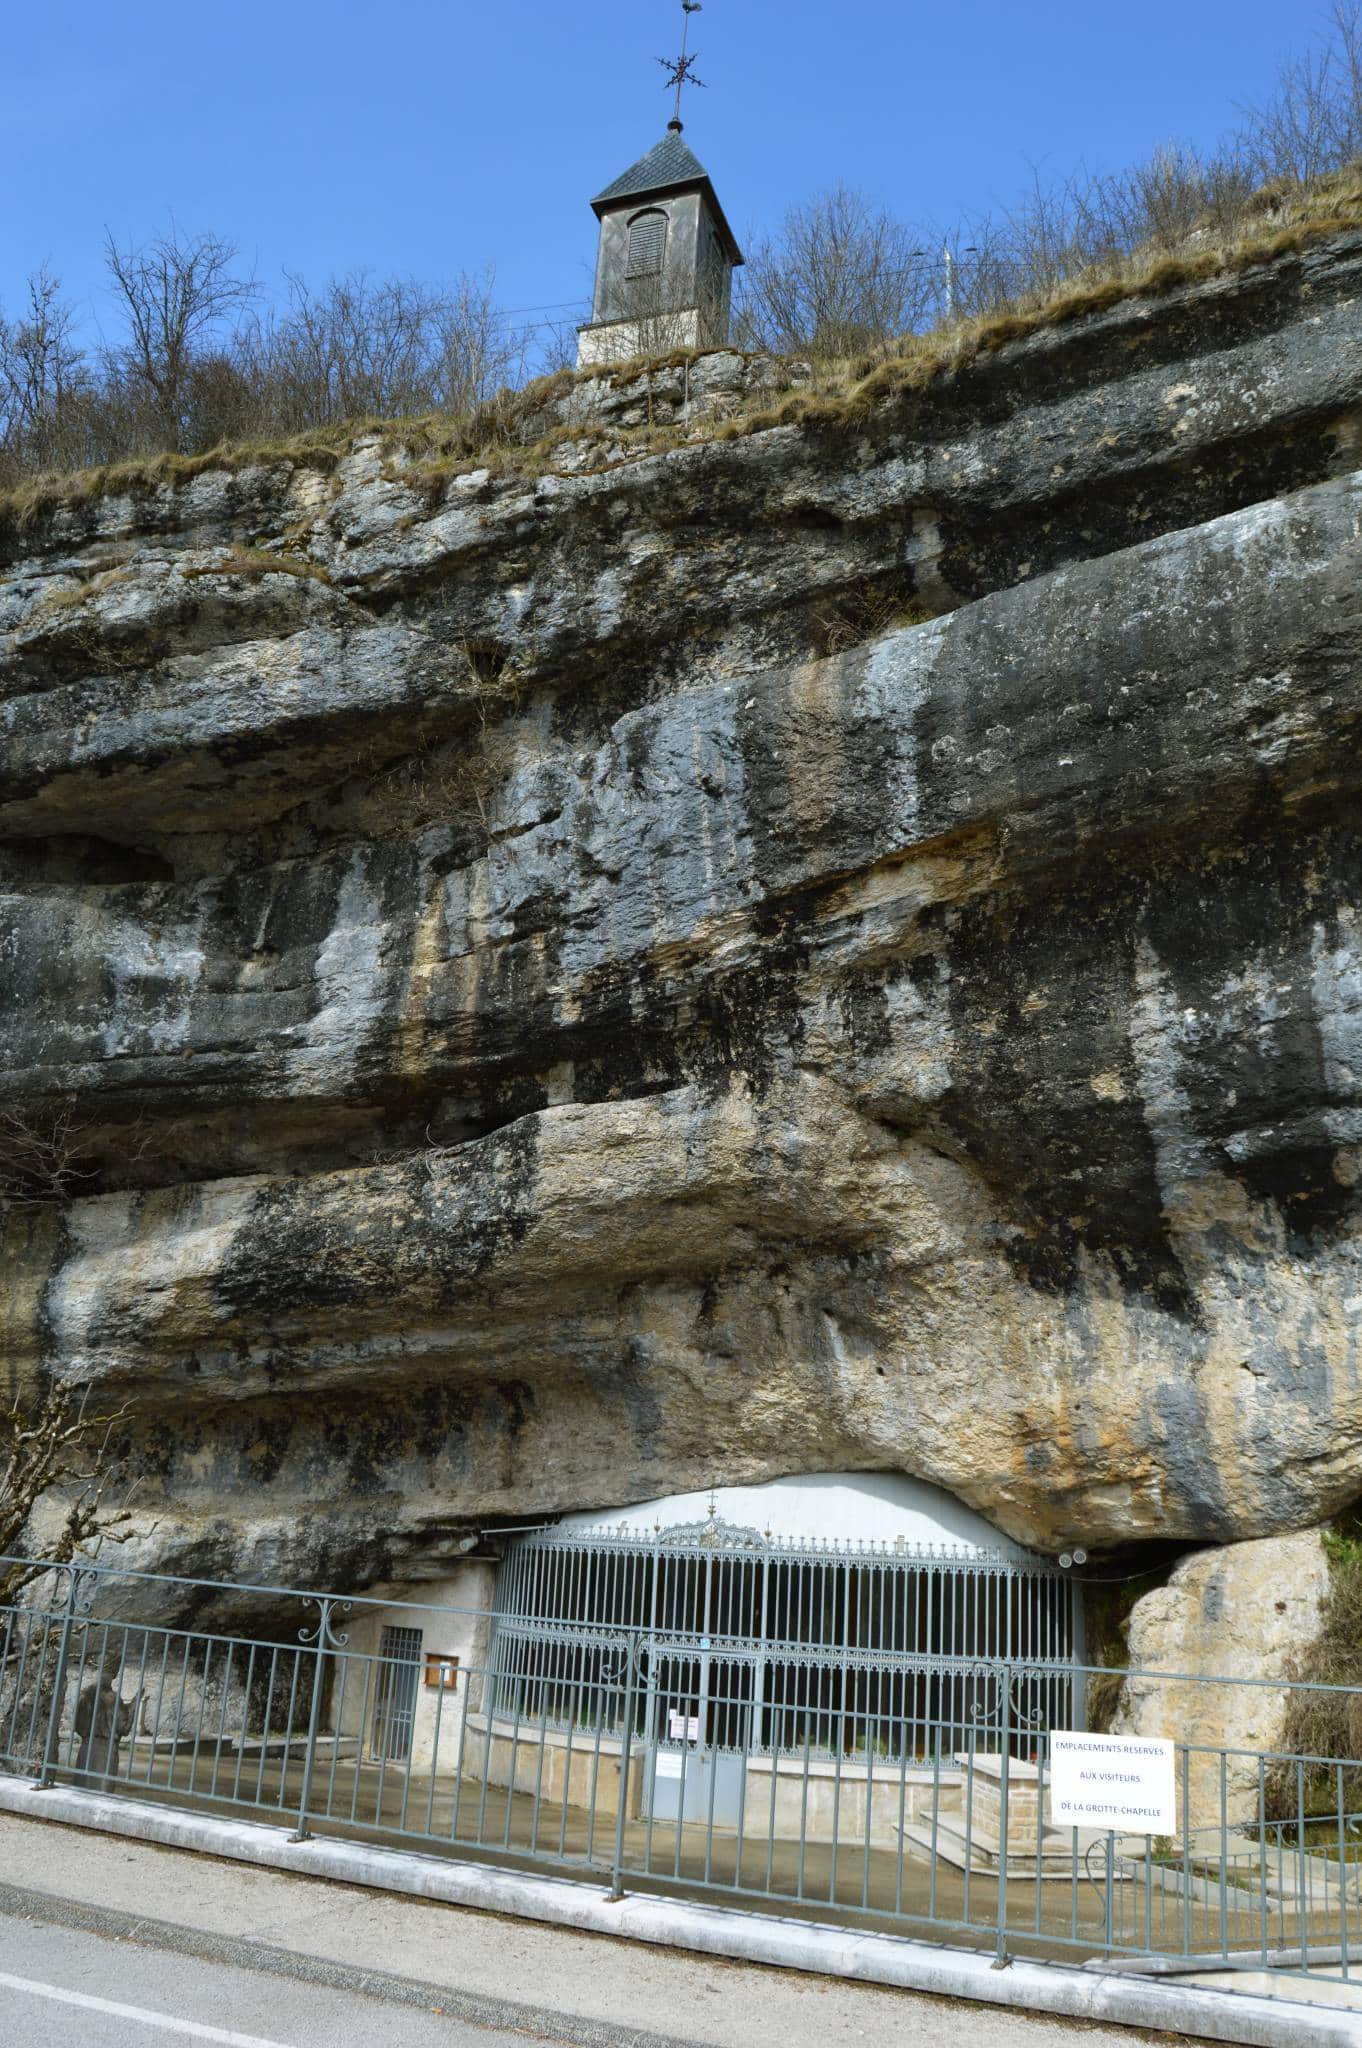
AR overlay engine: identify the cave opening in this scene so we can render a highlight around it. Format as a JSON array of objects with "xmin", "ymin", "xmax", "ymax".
[{"xmin": 483, "ymin": 1475, "xmax": 1082, "ymax": 1822}]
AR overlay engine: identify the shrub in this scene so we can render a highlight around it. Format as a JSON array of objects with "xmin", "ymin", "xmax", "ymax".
[{"xmin": 1263, "ymin": 1518, "xmax": 1362, "ymax": 1821}]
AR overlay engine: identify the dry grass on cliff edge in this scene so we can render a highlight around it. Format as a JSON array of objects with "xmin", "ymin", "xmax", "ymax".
[
  {"xmin": 679, "ymin": 165, "xmax": 1362, "ymax": 442},
  {"xmin": 3, "ymin": 166, "xmax": 1361, "ymax": 532},
  {"xmin": 393, "ymin": 167, "xmax": 1362, "ymax": 490}
]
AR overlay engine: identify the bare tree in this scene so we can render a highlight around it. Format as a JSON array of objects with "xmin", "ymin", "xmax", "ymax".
[
  {"xmin": 232, "ymin": 267, "xmax": 522, "ymax": 436},
  {"xmin": 178, "ymin": 347, "xmax": 264, "ymax": 451},
  {"xmin": 535, "ymin": 316, "xmax": 583, "ymax": 376},
  {"xmin": 0, "ymin": 268, "xmax": 91, "ymax": 475},
  {"xmin": 432, "ymin": 270, "xmax": 527, "ymax": 413},
  {"xmin": 103, "ymin": 226, "xmax": 257, "ymax": 450},
  {"xmin": 1241, "ymin": 3, "xmax": 1362, "ymax": 183},
  {"xmin": 735, "ymin": 186, "xmax": 931, "ymax": 359},
  {"xmin": 0, "ymin": 1101, "xmax": 143, "ymax": 1608},
  {"xmin": 1, "ymin": 1383, "xmax": 135, "ymax": 1605},
  {"xmin": 0, "ymin": 1099, "xmax": 101, "ymax": 1205}
]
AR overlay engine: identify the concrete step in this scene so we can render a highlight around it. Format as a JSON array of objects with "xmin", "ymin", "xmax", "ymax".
[{"xmin": 902, "ymin": 1816, "xmax": 1096, "ymax": 1880}]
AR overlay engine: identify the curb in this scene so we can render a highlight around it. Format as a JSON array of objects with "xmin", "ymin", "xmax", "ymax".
[
  {"xmin": 0, "ymin": 1876, "xmax": 709, "ymax": 2048},
  {"xmin": 0, "ymin": 1775, "xmax": 1353, "ymax": 2046}
]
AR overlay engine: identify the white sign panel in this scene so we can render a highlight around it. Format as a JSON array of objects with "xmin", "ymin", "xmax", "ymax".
[
  {"xmin": 654, "ymin": 1752, "xmax": 683, "ymax": 1778},
  {"xmin": 668, "ymin": 1711, "xmax": 700, "ymax": 1743},
  {"xmin": 1049, "ymin": 1732, "xmax": 1177, "ymax": 1834}
]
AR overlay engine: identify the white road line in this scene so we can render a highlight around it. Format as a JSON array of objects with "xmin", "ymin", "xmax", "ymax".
[{"xmin": 0, "ymin": 1967, "xmax": 296, "ymax": 2045}]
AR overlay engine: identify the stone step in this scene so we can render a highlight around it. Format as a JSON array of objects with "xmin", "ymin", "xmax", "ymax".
[
  {"xmin": 918, "ymin": 1812, "xmax": 1075, "ymax": 1861},
  {"xmin": 902, "ymin": 1815, "xmax": 1095, "ymax": 1880}
]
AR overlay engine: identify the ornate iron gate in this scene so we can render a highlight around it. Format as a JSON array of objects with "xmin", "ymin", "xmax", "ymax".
[{"xmin": 489, "ymin": 1504, "xmax": 1081, "ymax": 1765}]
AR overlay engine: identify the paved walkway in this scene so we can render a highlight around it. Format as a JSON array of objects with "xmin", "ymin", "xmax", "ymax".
[{"xmin": 0, "ymin": 1811, "xmax": 1171, "ymax": 2046}]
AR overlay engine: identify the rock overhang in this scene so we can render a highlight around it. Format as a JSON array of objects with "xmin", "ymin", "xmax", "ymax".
[{"xmin": 3, "ymin": 232, "xmax": 1362, "ymax": 1589}]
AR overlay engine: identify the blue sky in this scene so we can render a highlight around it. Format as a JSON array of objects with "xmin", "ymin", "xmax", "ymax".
[{"xmin": 4, "ymin": 0, "xmax": 1318, "ymax": 354}]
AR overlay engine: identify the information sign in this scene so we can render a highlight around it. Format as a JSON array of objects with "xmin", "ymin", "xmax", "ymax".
[{"xmin": 1049, "ymin": 1732, "xmax": 1177, "ymax": 1834}]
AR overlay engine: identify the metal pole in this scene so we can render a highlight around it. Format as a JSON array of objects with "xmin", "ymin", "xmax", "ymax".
[
  {"xmin": 288, "ymin": 1596, "xmax": 340, "ymax": 1845},
  {"xmin": 1104, "ymin": 1830, "xmax": 1116, "ymax": 1954},
  {"xmin": 993, "ymin": 1667, "xmax": 1012, "ymax": 1968},
  {"xmin": 35, "ymin": 1567, "xmax": 81, "ymax": 1790},
  {"xmin": 608, "ymin": 1633, "xmax": 638, "ymax": 1901}
]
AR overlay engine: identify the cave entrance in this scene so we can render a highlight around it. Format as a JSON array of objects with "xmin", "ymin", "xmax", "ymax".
[{"xmin": 484, "ymin": 1475, "xmax": 1082, "ymax": 1824}]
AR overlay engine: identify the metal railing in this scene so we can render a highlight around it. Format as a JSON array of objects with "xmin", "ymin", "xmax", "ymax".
[{"xmin": 2, "ymin": 1552, "xmax": 1360, "ymax": 1995}]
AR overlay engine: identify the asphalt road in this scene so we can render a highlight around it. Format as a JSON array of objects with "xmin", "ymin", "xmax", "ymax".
[{"xmin": 0, "ymin": 1916, "xmax": 600, "ymax": 2048}]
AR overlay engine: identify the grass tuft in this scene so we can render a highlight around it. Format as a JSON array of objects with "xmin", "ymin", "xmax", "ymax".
[
  {"xmin": 0, "ymin": 435, "xmax": 349, "ymax": 535},
  {"xmin": 23, "ymin": 566, "xmax": 135, "ymax": 627},
  {"xmin": 182, "ymin": 548, "xmax": 332, "ymax": 585}
]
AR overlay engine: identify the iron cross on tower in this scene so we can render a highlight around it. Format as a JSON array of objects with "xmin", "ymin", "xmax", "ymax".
[{"xmin": 659, "ymin": 0, "xmax": 705, "ymax": 131}]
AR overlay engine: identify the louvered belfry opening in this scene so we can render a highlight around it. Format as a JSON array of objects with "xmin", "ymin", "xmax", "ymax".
[
  {"xmin": 626, "ymin": 208, "xmax": 668, "ymax": 276},
  {"xmin": 488, "ymin": 1480, "xmax": 1080, "ymax": 1764}
]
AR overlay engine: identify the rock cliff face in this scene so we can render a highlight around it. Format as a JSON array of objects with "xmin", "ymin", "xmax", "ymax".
[{"xmin": 4, "ymin": 231, "xmax": 1362, "ymax": 1593}]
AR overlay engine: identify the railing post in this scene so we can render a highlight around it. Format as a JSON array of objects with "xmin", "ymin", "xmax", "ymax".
[
  {"xmin": 608, "ymin": 1633, "xmax": 639, "ymax": 1901},
  {"xmin": 1103, "ymin": 1830, "xmax": 1116, "ymax": 1952},
  {"xmin": 992, "ymin": 1664, "xmax": 1012, "ymax": 1969},
  {"xmin": 288, "ymin": 1595, "xmax": 346, "ymax": 1845},
  {"xmin": 35, "ymin": 1566, "xmax": 81, "ymax": 1790}
]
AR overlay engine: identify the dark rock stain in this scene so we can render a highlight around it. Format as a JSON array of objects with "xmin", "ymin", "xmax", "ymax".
[
  {"xmin": 1142, "ymin": 824, "xmax": 1362, "ymax": 1246},
  {"xmin": 932, "ymin": 874, "xmax": 1194, "ymax": 1310}
]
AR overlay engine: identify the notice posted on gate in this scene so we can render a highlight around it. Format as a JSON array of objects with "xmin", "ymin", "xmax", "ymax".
[{"xmin": 1048, "ymin": 1732, "xmax": 1177, "ymax": 1834}]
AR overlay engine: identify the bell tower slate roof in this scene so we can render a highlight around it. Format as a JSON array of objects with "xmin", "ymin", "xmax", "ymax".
[
  {"xmin": 590, "ymin": 127, "xmax": 743, "ymax": 266},
  {"xmin": 592, "ymin": 129, "xmax": 706, "ymax": 204}
]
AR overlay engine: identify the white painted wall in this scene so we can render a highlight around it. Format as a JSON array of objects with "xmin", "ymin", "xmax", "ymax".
[
  {"xmin": 576, "ymin": 308, "xmax": 703, "ymax": 367},
  {"xmin": 553, "ymin": 1473, "xmax": 1029, "ymax": 1559},
  {"xmin": 332, "ymin": 1561, "xmax": 495, "ymax": 1771}
]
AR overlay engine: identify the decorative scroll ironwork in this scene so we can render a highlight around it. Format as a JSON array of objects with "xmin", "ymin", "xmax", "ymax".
[
  {"xmin": 522, "ymin": 1519, "xmax": 1042, "ymax": 1569},
  {"xmin": 654, "ymin": 1507, "xmax": 768, "ymax": 1550},
  {"xmin": 2, "ymin": 1546, "xmax": 1359, "ymax": 1998},
  {"xmin": 297, "ymin": 1595, "xmax": 351, "ymax": 1650}
]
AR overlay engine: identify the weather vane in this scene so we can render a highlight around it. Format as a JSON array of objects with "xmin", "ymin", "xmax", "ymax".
[{"xmin": 659, "ymin": 0, "xmax": 705, "ymax": 130}]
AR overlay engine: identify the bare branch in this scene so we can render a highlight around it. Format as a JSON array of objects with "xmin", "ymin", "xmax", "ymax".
[
  {"xmin": 0, "ymin": 1098, "xmax": 101, "ymax": 1205},
  {"xmin": 1, "ymin": 1381, "xmax": 137, "ymax": 1605},
  {"xmin": 734, "ymin": 186, "xmax": 930, "ymax": 360},
  {"xmin": 103, "ymin": 225, "xmax": 257, "ymax": 451}
]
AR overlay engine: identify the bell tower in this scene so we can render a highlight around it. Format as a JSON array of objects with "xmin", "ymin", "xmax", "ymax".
[{"xmin": 576, "ymin": 5, "xmax": 743, "ymax": 367}]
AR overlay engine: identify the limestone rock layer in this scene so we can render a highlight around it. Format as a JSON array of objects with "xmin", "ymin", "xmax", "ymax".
[{"xmin": 4, "ymin": 232, "xmax": 1362, "ymax": 1588}]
